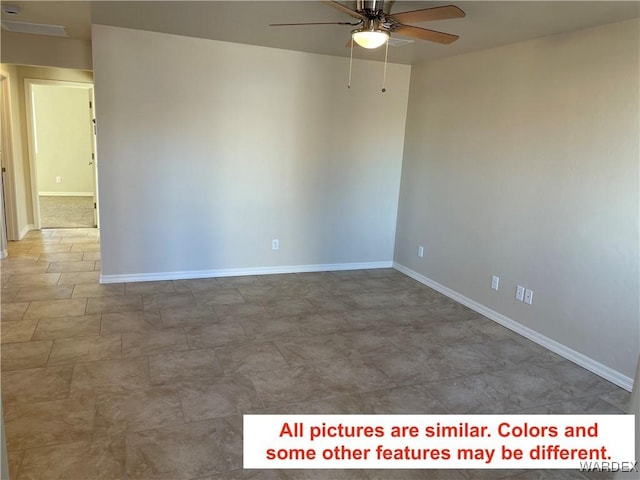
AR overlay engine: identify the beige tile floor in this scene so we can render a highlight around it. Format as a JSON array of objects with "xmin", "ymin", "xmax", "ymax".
[{"xmin": 0, "ymin": 228, "xmax": 630, "ymax": 480}]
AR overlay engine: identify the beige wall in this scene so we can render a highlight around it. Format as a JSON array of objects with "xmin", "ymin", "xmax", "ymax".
[
  {"xmin": 394, "ymin": 19, "xmax": 640, "ymax": 383},
  {"xmin": 33, "ymin": 85, "xmax": 94, "ymax": 195},
  {"xmin": 0, "ymin": 65, "xmax": 93, "ymax": 237},
  {"xmin": 0, "ymin": 64, "xmax": 30, "ymax": 238},
  {"xmin": 92, "ymin": 25, "xmax": 410, "ymax": 279},
  {"xmin": 0, "ymin": 31, "xmax": 92, "ymax": 71}
]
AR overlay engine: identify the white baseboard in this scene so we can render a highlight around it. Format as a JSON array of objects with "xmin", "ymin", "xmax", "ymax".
[
  {"xmin": 100, "ymin": 261, "xmax": 393, "ymax": 285},
  {"xmin": 39, "ymin": 192, "xmax": 94, "ymax": 197},
  {"xmin": 18, "ymin": 224, "xmax": 35, "ymax": 240},
  {"xmin": 393, "ymin": 262, "xmax": 633, "ymax": 392},
  {"xmin": 0, "ymin": 249, "xmax": 7, "ymax": 259}
]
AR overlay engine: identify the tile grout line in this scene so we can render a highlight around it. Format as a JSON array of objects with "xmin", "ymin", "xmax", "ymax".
[{"xmin": 44, "ymin": 338, "xmax": 55, "ymax": 366}]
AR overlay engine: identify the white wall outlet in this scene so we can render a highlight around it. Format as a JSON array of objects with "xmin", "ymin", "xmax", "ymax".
[
  {"xmin": 516, "ymin": 285, "xmax": 525, "ymax": 302},
  {"xmin": 417, "ymin": 246, "xmax": 424, "ymax": 258},
  {"xmin": 272, "ymin": 239, "xmax": 279, "ymax": 250},
  {"xmin": 491, "ymin": 275, "xmax": 499, "ymax": 291},
  {"xmin": 524, "ymin": 289, "xmax": 534, "ymax": 305},
  {"xmin": 55, "ymin": 176, "xmax": 62, "ymax": 183}
]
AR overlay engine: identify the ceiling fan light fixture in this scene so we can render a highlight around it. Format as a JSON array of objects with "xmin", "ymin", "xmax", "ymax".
[{"xmin": 352, "ymin": 29, "xmax": 389, "ymax": 49}]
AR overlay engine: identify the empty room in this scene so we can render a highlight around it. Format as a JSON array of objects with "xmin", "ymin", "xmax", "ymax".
[{"xmin": 0, "ymin": 1, "xmax": 638, "ymax": 479}]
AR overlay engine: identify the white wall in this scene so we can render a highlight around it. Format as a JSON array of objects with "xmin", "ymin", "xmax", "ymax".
[
  {"xmin": 92, "ymin": 25, "xmax": 410, "ymax": 280},
  {"xmin": 33, "ymin": 85, "xmax": 95, "ymax": 195},
  {"xmin": 395, "ymin": 19, "xmax": 639, "ymax": 383},
  {"xmin": 0, "ymin": 400, "xmax": 8, "ymax": 480}
]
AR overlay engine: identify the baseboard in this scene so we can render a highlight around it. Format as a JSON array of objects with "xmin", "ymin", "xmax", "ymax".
[
  {"xmin": 39, "ymin": 192, "xmax": 94, "ymax": 197},
  {"xmin": 393, "ymin": 262, "xmax": 633, "ymax": 392},
  {"xmin": 100, "ymin": 261, "xmax": 393, "ymax": 285},
  {"xmin": 0, "ymin": 249, "xmax": 7, "ymax": 259},
  {"xmin": 18, "ymin": 224, "xmax": 35, "ymax": 240}
]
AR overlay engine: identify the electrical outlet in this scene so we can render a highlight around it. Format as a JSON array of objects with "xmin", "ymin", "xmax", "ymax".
[
  {"xmin": 524, "ymin": 289, "xmax": 534, "ymax": 305},
  {"xmin": 56, "ymin": 176, "xmax": 62, "ymax": 183},
  {"xmin": 417, "ymin": 246, "xmax": 424, "ymax": 258},
  {"xmin": 491, "ymin": 275, "xmax": 499, "ymax": 291},
  {"xmin": 516, "ymin": 285, "xmax": 525, "ymax": 302},
  {"xmin": 272, "ymin": 239, "xmax": 279, "ymax": 251}
]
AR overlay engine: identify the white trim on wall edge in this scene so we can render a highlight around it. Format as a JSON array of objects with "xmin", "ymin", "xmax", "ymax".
[
  {"xmin": 393, "ymin": 262, "xmax": 633, "ymax": 392},
  {"xmin": 100, "ymin": 261, "xmax": 393, "ymax": 285},
  {"xmin": 39, "ymin": 192, "xmax": 94, "ymax": 197},
  {"xmin": 18, "ymin": 224, "xmax": 35, "ymax": 240},
  {"xmin": 0, "ymin": 249, "xmax": 7, "ymax": 259}
]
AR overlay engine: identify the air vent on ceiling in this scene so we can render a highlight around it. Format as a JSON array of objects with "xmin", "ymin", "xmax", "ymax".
[
  {"xmin": 388, "ymin": 37, "xmax": 414, "ymax": 47},
  {"xmin": 1, "ymin": 20, "xmax": 68, "ymax": 37}
]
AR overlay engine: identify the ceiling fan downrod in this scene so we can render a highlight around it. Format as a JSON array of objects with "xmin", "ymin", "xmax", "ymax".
[{"xmin": 355, "ymin": 0, "xmax": 393, "ymax": 17}]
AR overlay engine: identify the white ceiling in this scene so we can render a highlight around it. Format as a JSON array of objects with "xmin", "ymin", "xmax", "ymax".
[{"xmin": 2, "ymin": 1, "xmax": 639, "ymax": 64}]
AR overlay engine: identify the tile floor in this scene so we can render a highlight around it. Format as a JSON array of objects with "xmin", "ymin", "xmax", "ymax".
[{"xmin": 0, "ymin": 228, "xmax": 630, "ymax": 480}]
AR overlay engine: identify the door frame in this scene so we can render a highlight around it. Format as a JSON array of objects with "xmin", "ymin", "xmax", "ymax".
[
  {"xmin": 24, "ymin": 78, "xmax": 97, "ymax": 229},
  {"xmin": 88, "ymin": 87, "xmax": 99, "ymax": 229},
  {"xmin": 0, "ymin": 70, "xmax": 19, "ymax": 241}
]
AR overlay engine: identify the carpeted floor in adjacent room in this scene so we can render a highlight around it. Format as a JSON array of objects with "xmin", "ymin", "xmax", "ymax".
[{"xmin": 38, "ymin": 196, "xmax": 95, "ymax": 228}]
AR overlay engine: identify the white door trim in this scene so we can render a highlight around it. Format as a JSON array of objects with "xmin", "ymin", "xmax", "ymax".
[
  {"xmin": 89, "ymin": 87, "xmax": 99, "ymax": 229},
  {"xmin": 24, "ymin": 78, "xmax": 96, "ymax": 229}
]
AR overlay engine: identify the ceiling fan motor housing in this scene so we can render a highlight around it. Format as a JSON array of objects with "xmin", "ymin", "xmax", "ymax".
[
  {"xmin": 355, "ymin": 18, "xmax": 385, "ymax": 33},
  {"xmin": 356, "ymin": 0, "xmax": 393, "ymax": 16}
]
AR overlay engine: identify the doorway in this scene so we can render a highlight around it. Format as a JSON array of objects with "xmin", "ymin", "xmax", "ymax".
[{"xmin": 25, "ymin": 80, "xmax": 98, "ymax": 229}]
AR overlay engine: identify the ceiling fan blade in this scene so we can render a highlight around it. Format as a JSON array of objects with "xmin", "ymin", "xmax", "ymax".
[
  {"xmin": 389, "ymin": 5, "xmax": 465, "ymax": 24},
  {"xmin": 270, "ymin": 21, "xmax": 359, "ymax": 26},
  {"xmin": 393, "ymin": 24, "xmax": 459, "ymax": 44},
  {"xmin": 322, "ymin": 1, "xmax": 366, "ymax": 20}
]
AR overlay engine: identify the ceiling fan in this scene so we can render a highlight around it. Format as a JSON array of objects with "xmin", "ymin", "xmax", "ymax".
[{"xmin": 270, "ymin": 0, "xmax": 465, "ymax": 50}]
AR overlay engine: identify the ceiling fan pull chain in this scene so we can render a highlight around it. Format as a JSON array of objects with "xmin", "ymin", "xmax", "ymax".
[
  {"xmin": 381, "ymin": 36, "xmax": 389, "ymax": 93},
  {"xmin": 348, "ymin": 39, "xmax": 354, "ymax": 89}
]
